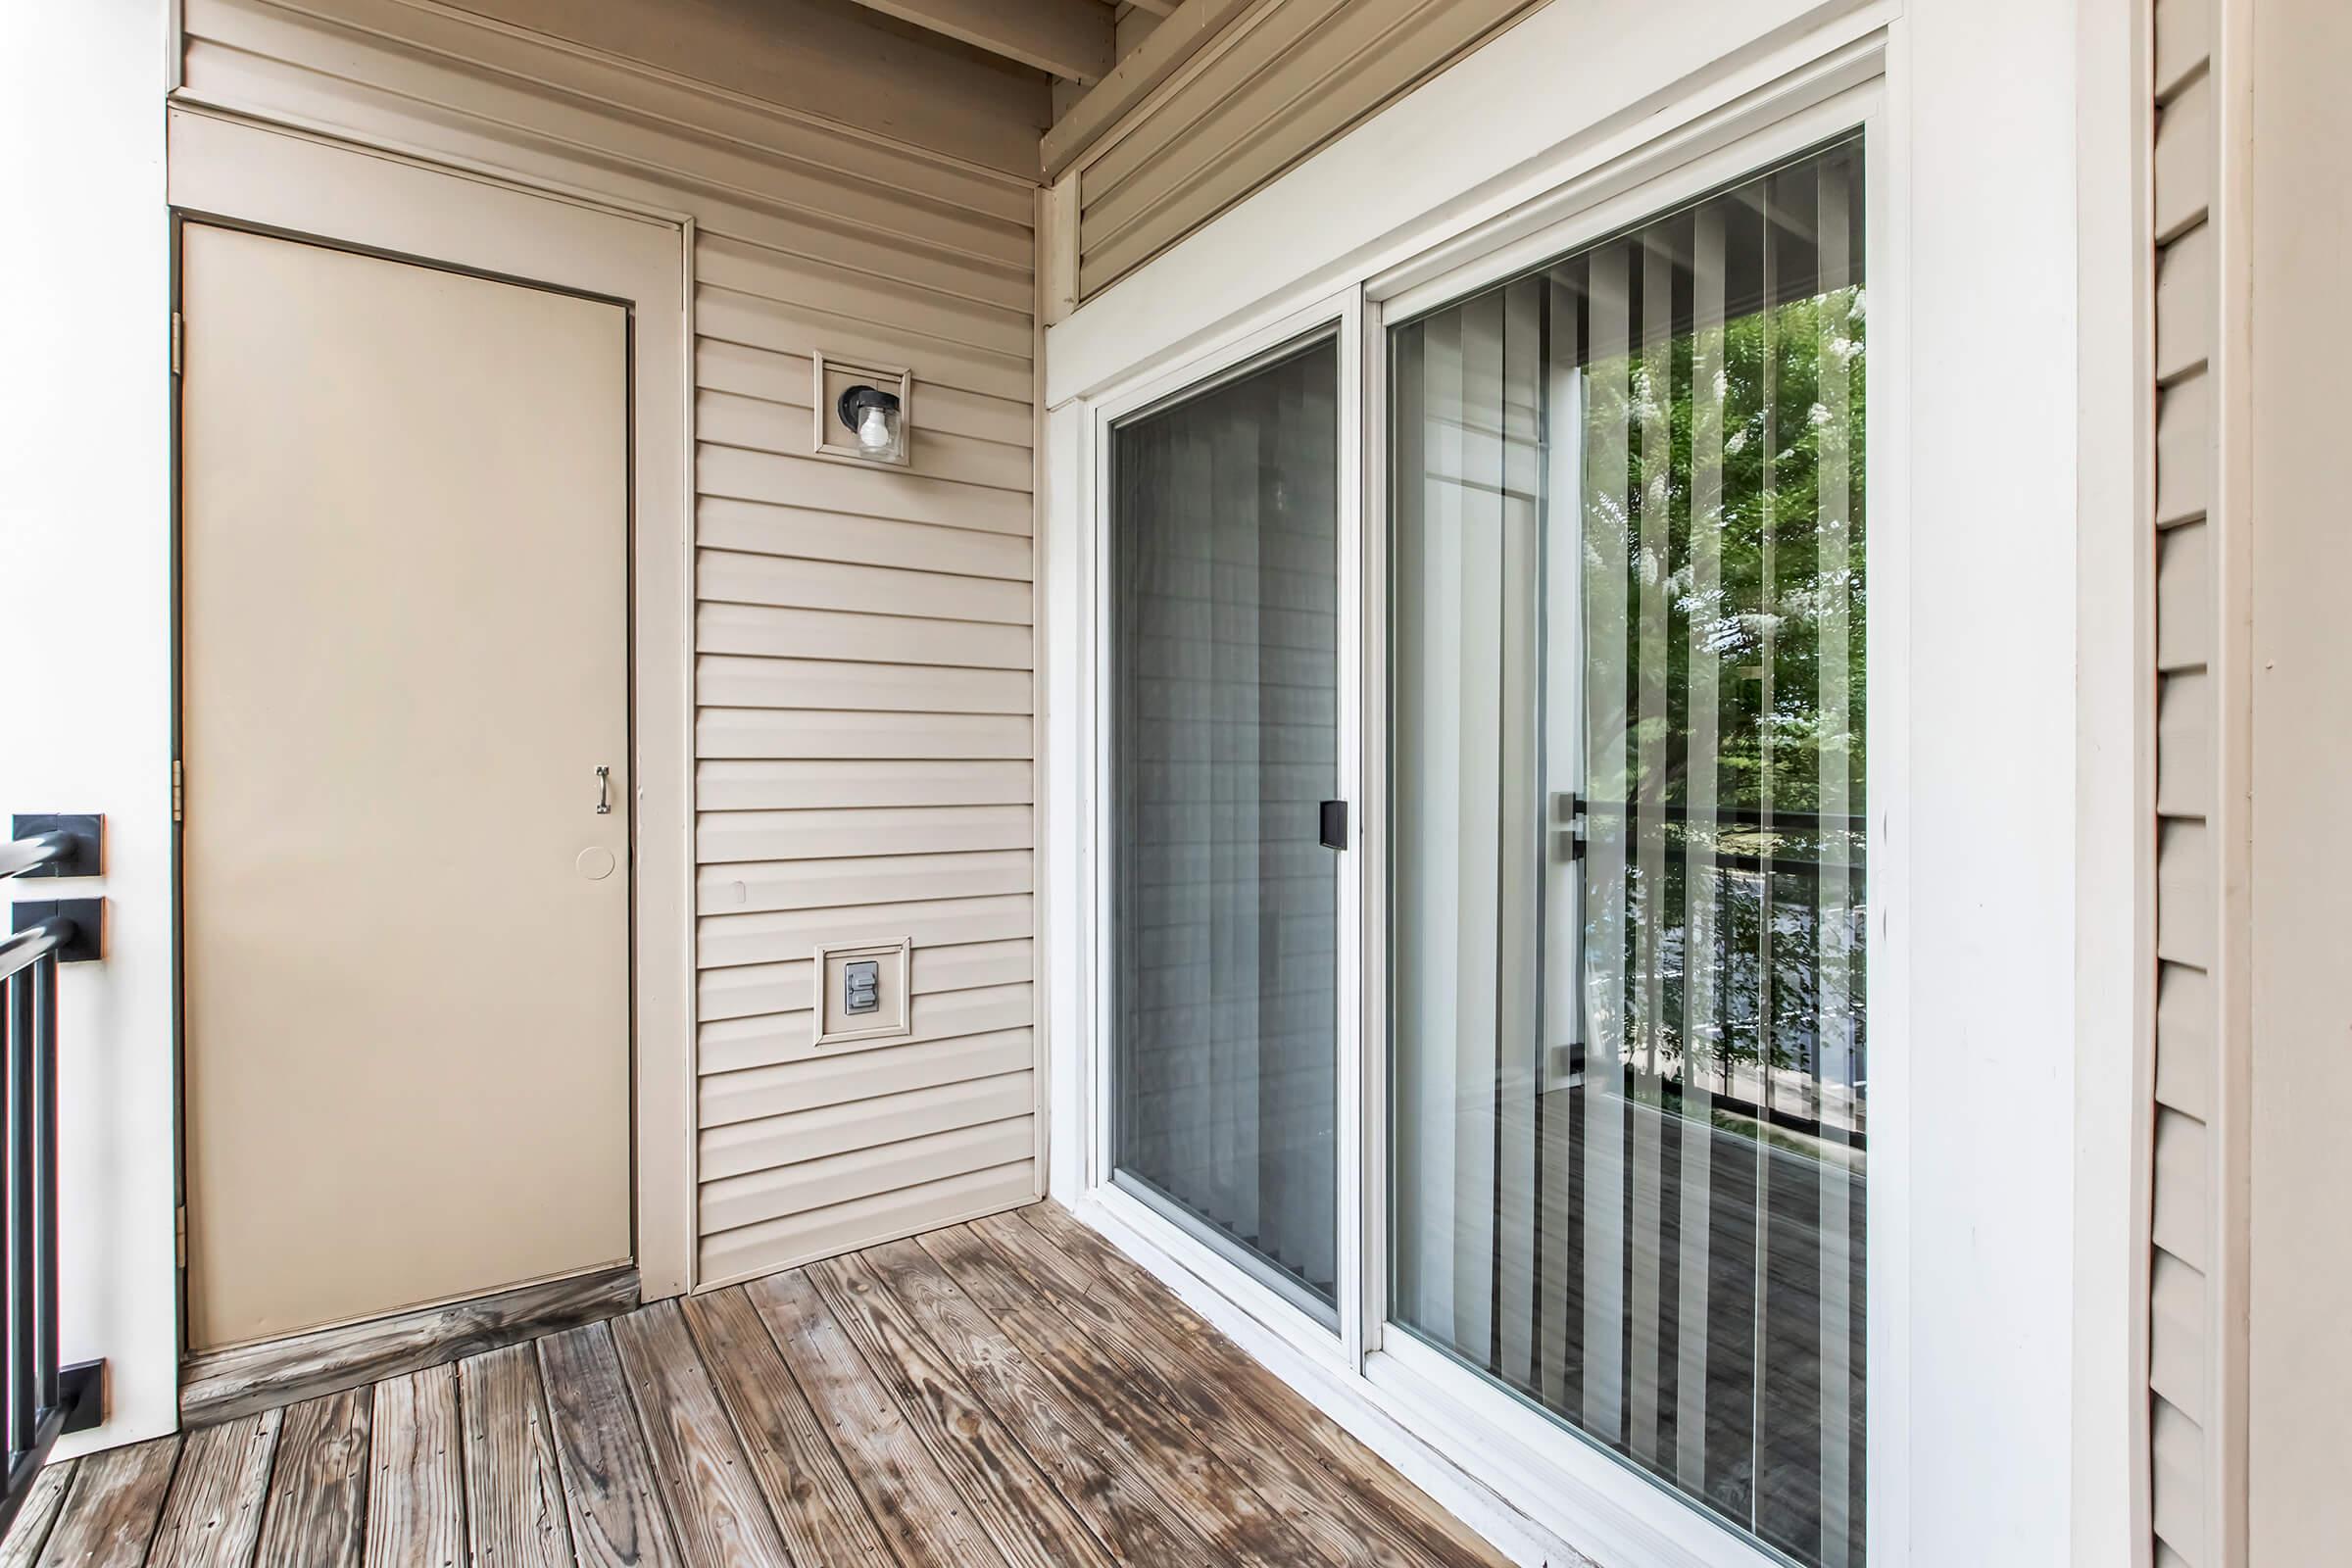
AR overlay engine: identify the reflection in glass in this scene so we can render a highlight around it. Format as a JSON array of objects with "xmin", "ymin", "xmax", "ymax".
[
  {"xmin": 1111, "ymin": 336, "xmax": 1341, "ymax": 1322},
  {"xmin": 1390, "ymin": 140, "xmax": 1867, "ymax": 1566}
]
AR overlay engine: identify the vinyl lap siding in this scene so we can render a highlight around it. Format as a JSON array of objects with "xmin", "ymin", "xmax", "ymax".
[
  {"xmin": 2144, "ymin": 0, "xmax": 2232, "ymax": 1562},
  {"xmin": 179, "ymin": 0, "xmax": 1040, "ymax": 1290},
  {"xmin": 1070, "ymin": 0, "xmax": 1543, "ymax": 297}
]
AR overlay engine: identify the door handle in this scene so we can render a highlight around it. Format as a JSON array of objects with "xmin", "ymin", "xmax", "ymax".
[
  {"xmin": 595, "ymin": 766, "xmax": 612, "ymax": 815},
  {"xmin": 1319, "ymin": 800, "xmax": 1348, "ymax": 851}
]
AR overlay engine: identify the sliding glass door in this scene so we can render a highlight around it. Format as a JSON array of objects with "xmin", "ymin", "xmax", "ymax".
[
  {"xmin": 1389, "ymin": 139, "xmax": 1868, "ymax": 1567},
  {"xmin": 1108, "ymin": 333, "xmax": 1343, "ymax": 1325}
]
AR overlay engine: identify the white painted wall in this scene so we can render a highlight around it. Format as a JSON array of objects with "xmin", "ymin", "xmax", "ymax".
[
  {"xmin": 0, "ymin": 0, "xmax": 178, "ymax": 1456},
  {"xmin": 1044, "ymin": 0, "xmax": 2117, "ymax": 1561}
]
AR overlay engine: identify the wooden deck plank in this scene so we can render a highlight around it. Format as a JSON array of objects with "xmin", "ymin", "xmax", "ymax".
[
  {"xmin": 676, "ymin": 1289, "xmax": 892, "ymax": 1568},
  {"xmin": 182, "ymin": 1266, "xmax": 639, "ymax": 1428},
  {"xmin": 805, "ymin": 1255, "xmax": 1116, "ymax": 1568},
  {"xmin": 147, "ymin": 1409, "xmax": 280, "ymax": 1568},
  {"xmin": 536, "ymin": 1322, "xmax": 686, "ymax": 1568},
  {"xmin": 253, "ymin": 1389, "xmax": 370, "ymax": 1568},
  {"xmin": 365, "ymin": 1364, "xmax": 466, "ymax": 1568},
  {"xmin": 34, "ymin": 1437, "xmax": 178, "ymax": 1568},
  {"xmin": 459, "ymin": 1344, "xmax": 575, "ymax": 1568},
  {"xmin": 917, "ymin": 1224, "xmax": 1322, "ymax": 1568},
  {"xmin": 1007, "ymin": 1205, "xmax": 1513, "ymax": 1568},
  {"xmin": 2, "ymin": 1461, "xmax": 75, "ymax": 1568},
  {"xmin": 742, "ymin": 1270, "xmax": 1008, "ymax": 1568},
  {"xmin": 608, "ymin": 1300, "xmax": 793, "ymax": 1568},
  {"xmin": 844, "ymin": 1241, "xmax": 1222, "ymax": 1568}
]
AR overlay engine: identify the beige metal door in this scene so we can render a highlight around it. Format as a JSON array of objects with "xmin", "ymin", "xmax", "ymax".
[{"xmin": 179, "ymin": 222, "xmax": 632, "ymax": 1352}]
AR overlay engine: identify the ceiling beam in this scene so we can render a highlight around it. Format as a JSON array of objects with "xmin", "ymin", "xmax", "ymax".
[
  {"xmin": 1121, "ymin": 0, "xmax": 1179, "ymax": 15},
  {"xmin": 844, "ymin": 0, "xmax": 1117, "ymax": 84}
]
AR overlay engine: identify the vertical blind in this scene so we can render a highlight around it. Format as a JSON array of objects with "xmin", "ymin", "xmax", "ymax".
[
  {"xmin": 1391, "ymin": 138, "xmax": 1867, "ymax": 1568},
  {"xmin": 1111, "ymin": 336, "xmax": 1342, "ymax": 1319}
]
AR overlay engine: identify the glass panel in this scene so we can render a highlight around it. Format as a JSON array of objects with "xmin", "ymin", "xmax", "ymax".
[
  {"xmin": 1389, "ymin": 138, "xmax": 1867, "ymax": 1566},
  {"xmin": 1111, "ymin": 335, "xmax": 1342, "ymax": 1324}
]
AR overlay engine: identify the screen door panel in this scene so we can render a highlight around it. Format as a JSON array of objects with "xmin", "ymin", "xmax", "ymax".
[
  {"xmin": 1109, "ymin": 335, "xmax": 1343, "ymax": 1323},
  {"xmin": 179, "ymin": 223, "xmax": 632, "ymax": 1350}
]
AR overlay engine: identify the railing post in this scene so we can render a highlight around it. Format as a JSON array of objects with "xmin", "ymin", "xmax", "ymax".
[
  {"xmin": 0, "ymin": 816, "xmax": 106, "ymax": 1543},
  {"xmin": 7, "ymin": 951, "xmax": 31, "ymax": 1461}
]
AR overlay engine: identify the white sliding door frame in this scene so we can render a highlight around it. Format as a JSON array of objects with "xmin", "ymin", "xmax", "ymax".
[{"xmin": 1047, "ymin": 32, "xmax": 1906, "ymax": 1568}]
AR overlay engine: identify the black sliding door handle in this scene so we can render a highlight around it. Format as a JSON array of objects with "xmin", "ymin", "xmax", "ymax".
[{"xmin": 1319, "ymin": 800, "xmax": 1349, "ymax": 851}]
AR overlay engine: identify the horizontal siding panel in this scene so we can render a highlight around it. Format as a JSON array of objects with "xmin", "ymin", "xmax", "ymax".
[
  {"xmin": 697, "ymin": 804, "xmax": 1033, "ymax": 864},
  {"xmin": 2156, "ymin": 816, "xmax": 2215, "ymax": 970},
  {"xmin": 187, "ymin": 0, "xmax": 1040, "ymax": 226},
  {"xmin": 697, "ymin": 1116, "xmax": 1033, "ymax": 1236},
  {"xmin": 701, "ymin": 1049, "xmax": 1032, "ymax": 1147},
  {"xmin": 698, "ymin": 496, "xmax": 1031, "ymax": 580},
  {"xmin": 2154, "ymin": 221, "xmax": 2212, "ymax": 383},
  {"xmin": 700, "ymin": 983, "xmax": 1037, "ymax": 1076},
  {"xmin": 2155, "ymin": 371, "xmax": 2213, "ymax": 527},
  {"xmin": 699, "ymin": 893, "xmax": 1034, "ymax": 968},
  {"xmin": 1078, "ymin": 0, "xmax": 1536, "ymax": 293},
  {"xmin": 696, "ymin": 759, "xmax": 1032, "ymax": 811},
  {"xmin": 2155, "ymin": 669, "xmax": 2213, "ymax": 818},
  {"xmin": 2156, "ymin": 520, "xmax": 2212, "ymax": 671},
  {"xmin": 2148, "ymin": 1249, "xmax": 2208, "ymax": 1423},
  {"xmin": 697, "ymin": 547, "xmax": 1031, "ymax": 622},
  {"xmin": 698, "ymin": 937, "xmax": 1033, "ymax": 1022},
  {"xmin": 697, "ymin": 342, "xmax": 1033, "ymax": 448},
  {"xmin": 696, "ymin": 1159, "xmax": 1033, "ymax": 1285},
  {"xmin": 697, "ymin": 232, "xmax": 1031, "ymax": 359},
  {"xmin": 2150, "ymin": 1393, "xmax": 2207, "ymax": 1563},
  {"xmin": 2153, "ymin": 0, "xmax": 2213, "ymax": 103},
  {"xmin": 697, "ymin": 285, "xmax": 1030, "ymax": 403},
  {"xmin": 697, "ymin": 447, "xmax": 1032, "ymax": 536},
  {"xmin": 698, "ymin": 391, "xmax": 1033, "ymax": 494},
  {"xmin": 1082, "ymin": 0, "xmax": 1349, "ymax": 199},
  {"xmin": 181, "ymin": 4, "xmax": 1035, "ymax": 267},
  {"xmin": 699, "ymin": 848, "xmax": 1031, "ymax": 915},
  {"xmin": 2151, "ymin": 1106, "xmax": 2212, "ymax": 1272},
  {"xmin": 698, "ymin": 602, "xmax": 1034, "ymax": 668},
  {"xmin": 1086, "ymin": 0, "xmax": 1481, "ymax": 267},
  {"xmin": 698, "ymin": 708, "xmax": 1031, "ymax": 762},
  {"xmin": 2153, "ymin": 71, "xmax": 2213, "ymax": 244},
  {"xmin": 2154, "ymin": 960, "xmax": 2216, "ymax": 1120},
  {"xmin": 698, "ymin": 656, "xmax": 1032, "ymax": 715}
]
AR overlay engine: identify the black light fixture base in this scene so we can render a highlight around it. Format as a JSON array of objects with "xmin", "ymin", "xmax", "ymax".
[{"xmin": 836, "ymin": 382, "xmax": 901, "ymax": 431}]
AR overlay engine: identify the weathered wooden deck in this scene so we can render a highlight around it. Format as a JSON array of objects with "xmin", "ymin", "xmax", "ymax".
[{"xmin": 0, "ymin": 1203, "xmax": 1511, "ymax": 1568}]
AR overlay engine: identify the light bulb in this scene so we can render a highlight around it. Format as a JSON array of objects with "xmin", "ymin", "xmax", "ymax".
[{"xmin": 856, "ymin": 404, "xmax": 896, "ymax": 454}]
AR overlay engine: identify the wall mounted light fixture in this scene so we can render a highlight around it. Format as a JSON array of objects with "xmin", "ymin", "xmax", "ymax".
[{"xmin": 811, "ymin": 353, "xmax": 912, "ymax": 466}]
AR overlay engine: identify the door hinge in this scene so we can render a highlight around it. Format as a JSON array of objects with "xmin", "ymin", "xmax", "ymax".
[
  {"xmin": 171, "ymin": 312, "xmax": 182, "ymax": 377},
  {"xmin": 172, "ymin": 760, "xmax": 183, "ymax": 822},
  {"xmin": 174, "ymin": 1205, "xmax": 187, "ymax": 1270}
]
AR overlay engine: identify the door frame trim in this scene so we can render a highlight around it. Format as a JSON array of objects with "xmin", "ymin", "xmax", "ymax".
[{"xmin": 164, "ymin": 105, "xmax": 699, "ymax": 1336}]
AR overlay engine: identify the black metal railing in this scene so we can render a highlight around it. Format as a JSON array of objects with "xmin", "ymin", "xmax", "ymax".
[{"xmin": 0, "ymin": 819, "xmax": 104, "ymax": 1542}]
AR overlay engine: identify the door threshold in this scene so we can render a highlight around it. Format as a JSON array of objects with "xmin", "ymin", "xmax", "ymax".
[{"xmin": 180, "ymin": 1263, "xmax": 638, "ymax": 1427}]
